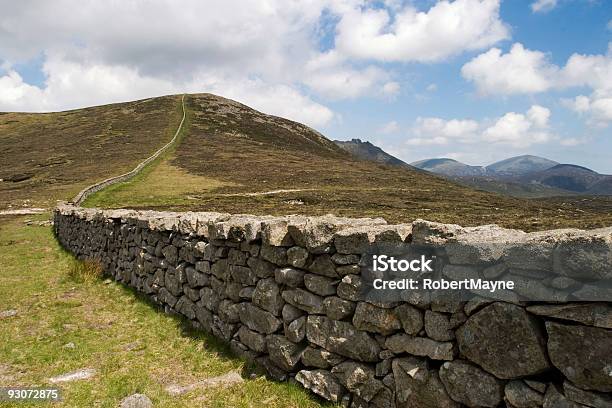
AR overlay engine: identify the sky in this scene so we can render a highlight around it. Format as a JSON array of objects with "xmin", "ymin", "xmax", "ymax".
[{"xmin": 1, "ymin": 0, "xmax": 611, "ymax": 172}]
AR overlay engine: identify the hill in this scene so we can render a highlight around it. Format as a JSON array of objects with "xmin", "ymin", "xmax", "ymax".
[
  {"xmin": 334, "ymin": 139, "xmax": 412, "ymax": 168},
  {"xmin": 523, "ymin": 164, "xmax": 611, "ymax": 193},
  {"xmin": 0, "ymin": 95, "xmax": 183, "ymax": 210},
  {"xmin": 486, "ymin": 155, "xmax": 558, "ymax": 176},
  {"xmin": 411, "ymin": 158, "xmax": 487, "ymax": 177},
  {"xmin": 3, "ymin": 93, "xmax": 612, "ymax": 230}
]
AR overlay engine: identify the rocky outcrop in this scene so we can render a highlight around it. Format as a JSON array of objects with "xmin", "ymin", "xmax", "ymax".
[{"xmin": 53, "ymin": 204, "xmax": 612, "ymax": 407}]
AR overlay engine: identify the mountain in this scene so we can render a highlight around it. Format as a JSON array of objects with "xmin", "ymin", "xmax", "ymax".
[
  {"xmin": 410, "ymin": 158, "xmax": 487, "ymax": 177},
  {"xmin": 486, "ymin": 155, "xmax": 558, "ymax": 176},
  {"xmin": 334, "ymin": 139, "xmax": 411, "ymax": 168},
  {"xmin": 3, "ymin": 93, "xmax": 612, "ymax": 231},
  {"xmin": 523, "ymin": 164, "xmax": 610, "ymax": 193}
]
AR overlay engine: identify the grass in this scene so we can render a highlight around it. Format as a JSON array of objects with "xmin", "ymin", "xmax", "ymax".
[{"xmin": 0, "ymin": 216, "xmax": 330, "ymax": 407}]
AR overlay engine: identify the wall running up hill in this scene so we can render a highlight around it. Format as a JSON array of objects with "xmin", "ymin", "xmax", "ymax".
[{"xmin": 54, "ymin": 203, "xmax": 612, "ymax": 407}]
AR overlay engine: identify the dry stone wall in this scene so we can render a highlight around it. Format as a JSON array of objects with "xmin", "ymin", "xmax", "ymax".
[{"xmin": 54, "ymin": 203, "xmax": 612, "ymax": 408}]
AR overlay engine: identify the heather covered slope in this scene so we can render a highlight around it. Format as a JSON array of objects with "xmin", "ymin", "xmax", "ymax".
[
  {"xmin": 85, "ymin": 93, "xmax": 612, "ymax": 231},
  {"xmin": 0, "ymin": 95, "xmax": 183, "ymax": 210}
]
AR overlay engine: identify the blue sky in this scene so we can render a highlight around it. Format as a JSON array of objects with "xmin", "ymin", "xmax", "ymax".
[{"xmin": 1, "ymin": 0, "xmax": 611, "ymax": 172}]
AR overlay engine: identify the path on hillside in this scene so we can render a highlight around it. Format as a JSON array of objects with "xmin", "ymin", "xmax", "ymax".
[{"xmin": 71, "ymin": 94, "xmax": 187, "ymax": 205}]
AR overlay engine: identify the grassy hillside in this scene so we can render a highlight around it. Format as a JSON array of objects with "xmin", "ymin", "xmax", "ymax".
[
  {"xmin": 85, "ymin": 93, "xmax": 612, "ymax": 231},
  {"xmin": 0, "ymin": 95, "xmax": 183, "ymax": 210}
]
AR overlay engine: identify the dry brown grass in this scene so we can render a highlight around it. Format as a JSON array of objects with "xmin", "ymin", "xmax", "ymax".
[{"xmin": 67, "ymin": 259, "xmax": 104, "ymax": 284}]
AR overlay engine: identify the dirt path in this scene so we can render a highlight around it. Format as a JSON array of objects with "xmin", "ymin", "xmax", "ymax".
[
  {"xmin": 220, "ymin": 188, "xmax": 313, "ymax": 197},
  {"xmin": 72, "ymin": 94, "xmax": 187, "ymax": 205}
]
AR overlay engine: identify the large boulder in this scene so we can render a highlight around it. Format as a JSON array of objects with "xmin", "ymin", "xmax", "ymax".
[
  {"xmin": 392, "ymin": 357, "xmax": 459, "ymax": 408},
  {"xmin": 546, "ymin": 322, "xmax": 612, "ymax": 392},
  {"xmin": 439, "ymin": 360, "xmax": 503, "ymax": 407},
  {"xmin": 306, "ymin": 316, "xmax": 380, "ymax": 362},
  {"xmin": 456, "ymin": 302, "xmax": 550, "ymax": 379}
]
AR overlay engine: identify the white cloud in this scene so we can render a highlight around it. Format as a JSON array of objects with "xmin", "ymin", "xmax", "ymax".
[
  {"xmin": 333, "ymin": 0, "xmax": 509, "ymax": 63},
  {"xmin": 531, "ymin": 0, "xmax": 558, "ymax": 13},
  {"xmin": 526, "ymin": 104, "xmax": 551, "ymax": 127},
  {"xmin": 378, "ymin": 120, "xmax": 400, "ymax": 134},
  {"xmin": 0, "ymin": 55, "xmax": 334, "ymax": 127},
  {"xmin": 407, "ymin": 105, "xmax": 553, "ymax": 148},
  {"xmin": 461, "ymin": 43, "xmax": 557, "ymax": 95},
  {"xmin": 462, "ymin": 42, "xmax": 612, "ymax": 125}
]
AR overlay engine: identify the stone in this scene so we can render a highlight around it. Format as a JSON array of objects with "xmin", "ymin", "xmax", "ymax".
[
  {"xmin": 164, "ymin": 271, "xmax": 182, "ymax": 297},
  {"xmin": 199, "ymin": 287, "xmax": 220, "ymax": 312},
  {"xmin": 238, "ymin": 286, "xmax": 255, "ymax": 300},
  {"xmin": 482, "ymin": 263, "xmax": 508, "ymax": 279},
  {"xmin": 504, "ymin": 380, "xmax": 545, "ymax": 408},
  {"xmin": 543, "ymin": 384, "xmax": 585, "ymax": 408},
  {"xmin": 185, "ymin": 266, "xmax": 207, "ymax": 287},
  {"xmin": 296, "ymin": 369, "xmax": 346, "ymax": 403},
  {"xmin": 353, "ymin": 302, "xmax": 401, "ymax": 335},
  {"xmin": 282, "ymin": 289, "xmax": 324, "ymax": 314},
  {"xmin": 301, "ymin": 346, "xmax": 344, "ymax": 368},
  {"xmin": 527, "ymin": 303, "xmax": 612, "ymax": 329},
  {"xmin": 161, "ymin": 245, "xmax": 178, "ymax": 264},
  {"xmin": 337, "ymin": 274, "xmax": 363, "ymax": 302},
  {"xmin": 0, "ymin": 309, "xmax": 18, "ymax": 319},
  {"xmin": 274, "ymin": 267, "xmax": 305, "ymax": 288},
  {"xmin": 331, "ymin": 361, "xmax": 385, "ymax": 402},
  {"xmin": 210, "ymin": 259, "xmax": 228, "ymax": 280},
  {"xmin": 176, "ymin": 296, "xmax": 196, "ymax": 320},
  {"xmin": 194, "ymin": 305, "xmax": 213, "ymax": 331},
  {"xmin": 252, "ymin": 278, "xmax": 284, "ymax": 315},
  {"xmin": 285, "ymin": 316, "xmax": 306, "ymax": 343},
  {"xmin": 463, "ymin": 296, "xmax": 493, "ymax": 316},
  {"xmin": 238, "ymin": 303, "xmax": 282, "ymax": 334},
  {"xmin": 385, "ymin": 334, "xmax": 455, "ymax": 361},
  {"xmin": 256, "ymin": 356, "xmax": 288, "ymax": 381},
  {"xmin": 304, "ymin": 274, "xmax": 337, "ymax": 296},
  {"xmin": 394, "ymin": 304, "xmax": 424, "ymax": 335},
  {"xmin": 262, "ymin": 220, "xmax": 294, "ymax": 246},
  {"xmin": 456, "ymin": 302, "xmax": 550, "ymax": 379},
  {"xmin": 281, "ymin": 304, "xmax": 304, "ymax": 323},
  {"xmin": 228, "ymin": 248, "xmax": 248, "ymax": 265},
  {"xmin": 546, "ymin": 321, "xmax": 612, "ymax": 392},
  {"xmin": 49, "ymin": 368, "xmax": 96, "ymax": 383},
  {"xmin": 439, "ymin": 360, "xmax": 503, "ymax": 407},
  {"xmin": 323, "ymin": 296, "xmax": 356, "ymax": 321},
  {"xmin": 564, "ymin": 381, "xmax": 612, "ymax": 408},
  {"xmin": 336, "ymin": 264, "xmax": 360, "ymax": 276},
  {"xmin": 331, "ymin": 253, "xmax": 360, "ymax": 265},
  {"xmin": 237, "ymin": 326, "xmax": 266, "ymax": 353},
  {"xmin": 306, "ymin": 316, "xmax": 380, "ymax": 362},
  {"xmin": 266, "ymin": 335, "xmax": 305, "ymax": 371},
  {"xmin": 247, "ymin": 257, "xmax": 275, "ymax": 278},
  {"xmin": 392, "ymin": 357, "xmax": 459, "ymax": 408},
  {"xmin": 424, "ymin": 311, "xmax": 455, "ymax": 341},
  {"xmin": 217, "ymin": 299, "xmax": 241, "ymax": 323},
  {"xmin": 229, "ymin": 265, "xmax": 256, "ymax": 285},
  {"xmin": 260, "ymin": 244, "xmax": 287, "ymax": 266},
  {"xmin": 120, "ymin": 393, "xmax": 153, "ymax": 408},
  {"xmin": 308, "ymin": 254, "xmax": 339, "ymax": 278},
  {"xmin": 287, "ymin": 246, "xmax": 309, "ymax": 268},
  {"xmin": 553, "ymin": 232, "xmax": 612, "ymax": 280}
]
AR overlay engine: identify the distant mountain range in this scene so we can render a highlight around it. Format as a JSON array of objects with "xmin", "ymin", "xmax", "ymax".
[{"xmin": 334, "ymin": 138, "xmax": 612, "ymax": 197}]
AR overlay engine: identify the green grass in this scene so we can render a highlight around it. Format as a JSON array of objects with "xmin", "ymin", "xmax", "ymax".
[{"xmin": 0, "ymin": 216, "xmax": 329, "ymax": 407}]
